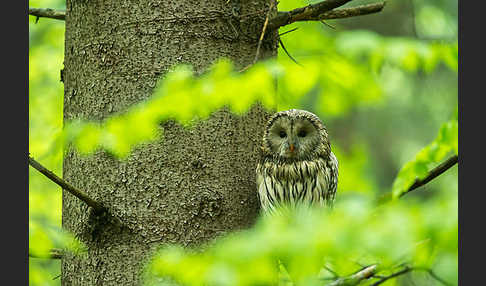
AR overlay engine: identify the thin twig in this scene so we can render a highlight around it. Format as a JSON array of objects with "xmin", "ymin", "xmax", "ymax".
[
  {"xmin": 28, "ymin": 155, "xmax": 106, "ymax": 214},
  {"xmin": 29, "ymin": 8, "xmax": 66, "ymax": 21},
  {"xmin": 321, "ymin": 20, "xmax": 336, "ymax": 29},
  {"xmin": 239, "ymin": 1, "xmax": 276, "ymax": 72},
  {"xmin": 324, "ymin": 263, "xmax": 451, "ymax": 286},
  {"xmin": 326, "ymin": 264, "xmax": 377, "ymax": 286},
  {"xmin": 279, "ymin": 27, "xmax": 299, "ymax": 37},
  {"xmin": 254, "ymin": 1, "xmax": 275, "ymax": 63},
  {"xmin": 323, "ymin": 265, "xmax": 340, "ymax": 279},
  {"xmin": 425, "ymin": 269, "xmax": 452, "ymax": 286},
  {"xmin": 279, "ymin": 38, "xmax": 302, "ymax": 66},
  {"xmin": 413, "ymin": 267, "xmax": 452, "ymax": 286},
  {"xmin": 400, "ymin": 154, "xmax": 458, "ymax": 197},
  {"xmin": 370, "ymin": 266, "xmax": 412, "ymax": 286},
  {"xmin": 269, "ymin": 1, "xmax": 386, "ymax": 29},
  {"xmin": 29, "ymin": 248, "xmax": 63, "ymax": 259},
  {"xmin": 370, "ymin": 266, "xmax": 452, "ymax": 286}
]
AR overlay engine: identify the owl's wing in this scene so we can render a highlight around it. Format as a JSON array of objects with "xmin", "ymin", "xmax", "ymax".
[
  {"xmin": 325, "ymin": 151, "xmax": 339, "ymax": 207},
  {"xmin": 256, "ymin": 163, "xmax": 271, "ymax": 213},
  {"xmin": 256, "ymin": 162, "xmax": 283, "ymax": 214}
]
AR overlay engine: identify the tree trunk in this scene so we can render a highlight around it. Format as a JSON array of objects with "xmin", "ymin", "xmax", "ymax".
[{"xmin": 62, "ymin": 0, "xmax": 278, "ymax": 285}]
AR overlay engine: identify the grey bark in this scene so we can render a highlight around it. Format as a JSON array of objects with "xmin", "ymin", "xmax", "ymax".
[{"xmin": 62, "ymin": 0, "xmax": 278, "ymax": 285}]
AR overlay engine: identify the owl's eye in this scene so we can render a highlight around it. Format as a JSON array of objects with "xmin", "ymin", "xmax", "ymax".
[
  {"xmin": 279, "ymin": 131, "xmax": 287, "ymax": 138},
  {"xmin": 298, "ymin": 130, "xmax": 307, "ymax": 137}
]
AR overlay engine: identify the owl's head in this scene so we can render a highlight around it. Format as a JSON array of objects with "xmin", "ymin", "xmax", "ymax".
[{"xmin": 262, "ymin": 109, "xmax": 331, "ymax": 161}]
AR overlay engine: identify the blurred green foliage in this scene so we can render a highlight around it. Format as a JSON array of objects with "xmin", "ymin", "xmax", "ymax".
[
  {"xmin": 147, "ymin": 193, "xmax": 457, "ymax": 286},
  {"xmin": 29, "ymin": 0, "xmax": 457, "ymax": 285},
  {"xmin": 63, "ymin": 55, "xmax": 383, "ymax": 158},
  {"xmin": 62, "ymin": 34, "xmax": 456, "ymax": 159}
]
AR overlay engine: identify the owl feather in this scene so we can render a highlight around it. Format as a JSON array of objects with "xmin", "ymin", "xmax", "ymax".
[{"xmin": 256, "ymin": 109, "xmax": 338, "ymax": 213}]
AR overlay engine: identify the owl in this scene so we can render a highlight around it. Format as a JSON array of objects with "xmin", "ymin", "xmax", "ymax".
[{"xmin": 256, "ymin": 109, "xmax": 338, "ymax": 213}]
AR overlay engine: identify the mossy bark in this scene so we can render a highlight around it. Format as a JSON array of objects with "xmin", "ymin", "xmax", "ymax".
[{"xmin": 62, "ymin": 0, "xmax": 278, "ymax": 285}]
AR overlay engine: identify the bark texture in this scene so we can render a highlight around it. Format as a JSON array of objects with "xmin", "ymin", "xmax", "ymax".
[{"xmin": 62, "ymin": 0, "xmax": 278, "ymax": 285}]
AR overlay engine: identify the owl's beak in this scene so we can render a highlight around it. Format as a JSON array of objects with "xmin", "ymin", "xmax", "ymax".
[{"xmin": 289, "ymin": 144, "xmax": 295, "ymax": 152}]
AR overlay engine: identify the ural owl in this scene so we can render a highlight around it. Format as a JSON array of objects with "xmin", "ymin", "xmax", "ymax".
[{"xmin": 256, "ymin": 109, "xmax": 338, "ymax": 213}]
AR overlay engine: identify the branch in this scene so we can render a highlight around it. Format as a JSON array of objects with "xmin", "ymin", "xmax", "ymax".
[
  {"xmin": 400, "ymin": 154, "xmax": 458, "ymax": 197},
  {"xmin": 269, "ymin": 0, "xmax": 351, "ymax": 29},
  {"xmin": 29, "ymin": 248, "xmax": 63, "ymax": 259},
  {"xmin": 28, "ymin": 155, "xmax": 106, "ymax": 214},
  {"xmin": 326, "ymin": 264, "xmax": 377, "ymax": 286},
  {"xmin": 268, "ymin": 0, "xmax": 385, "ymax": 30},
  {"xmin": 29, "ymin": 8, "xmax": 66, "ymax": 21},
  {"xmin": 318, "ymin": 2, "xmax": 386, "ymax": 21},
  {"xmin": 369, "ymin": 266, "xmax": 411, "ymax": 286},
  {"xmin": 369, "ymin": 265, "xmax": 451, "ymax": 286},
  {"xmin": 324, "ymin": 263, "xmax": 451, "ymax": 286},
  {"xmin": 28, "ymin": 2, "xmax": 385, "ymax": 27},
  {"xmin": 377, "ymin": 154, "xmax": 458, "ymax": 204}
]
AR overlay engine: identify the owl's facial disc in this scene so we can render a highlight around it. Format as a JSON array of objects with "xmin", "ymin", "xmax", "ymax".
[{"xmin": 267, "ymin": 116, "xmax": 320, "ymax": 160}]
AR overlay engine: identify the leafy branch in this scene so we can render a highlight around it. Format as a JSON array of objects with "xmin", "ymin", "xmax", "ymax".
[
  {"xmin": 377, "ymin": 154, "xmax": 458, "ymax": 205},
  {"xmin": 391, "ymin": 114, "xmax": 458, "ymax": 198},
  {"xmin": 28, "ymin": 155, "xmax": 106, "ymax": 214},
  {"xmin": 399, "ymin": 154, "xmax": 458, "ymax": 198}
]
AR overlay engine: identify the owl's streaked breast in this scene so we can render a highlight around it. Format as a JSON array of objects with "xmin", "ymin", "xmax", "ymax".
[{"xmin": 256, "ymin": 153, "xmax": 338, "ymax": 213}]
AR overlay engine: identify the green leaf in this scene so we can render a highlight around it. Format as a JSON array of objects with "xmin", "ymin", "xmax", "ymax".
[{"xmin": 391, "ymin": 113, "xmax": 458, "ymax": 198}]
